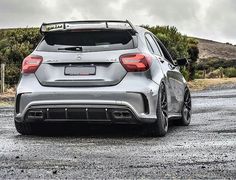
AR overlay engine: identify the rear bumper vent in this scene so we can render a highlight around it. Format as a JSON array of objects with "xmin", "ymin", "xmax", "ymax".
[
  {"xmin": 15, "ymin": 94, "xmax": 22, "ymax": 114},
  {"xmin": 25, "ymin": 107, "xmax": 136, "ymax": 123}
]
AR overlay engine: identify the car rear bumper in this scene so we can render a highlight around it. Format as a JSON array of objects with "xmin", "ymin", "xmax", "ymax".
[
  {"xmin": 15, "ymin": 104, "xmax": 156, "ymax": 124},
  {"xmin": 15, "ymin": 74, "xmax": 160, "ymax": 124}
]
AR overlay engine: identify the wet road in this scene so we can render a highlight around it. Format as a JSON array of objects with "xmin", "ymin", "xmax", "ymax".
[{"xmin": 0, "ymin": 88, "xmax": 235, "ymax": 179}]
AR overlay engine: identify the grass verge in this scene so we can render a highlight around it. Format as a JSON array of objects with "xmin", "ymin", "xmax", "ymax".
[{"xmin": 188, "ymin": 77, "xmax": 236, "ymax": 91}]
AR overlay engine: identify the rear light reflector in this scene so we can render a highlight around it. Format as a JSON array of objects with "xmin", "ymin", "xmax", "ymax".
[
  {"xmin": 22, "ymin": 55, "xmax": 43, "ymax": 73},
  {"xmin": 120, "ymin": 53, "xmax": 152, "ymax": 72}
]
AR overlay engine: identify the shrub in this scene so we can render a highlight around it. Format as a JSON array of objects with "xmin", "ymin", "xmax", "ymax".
[
  {"xmin": 5, "ymin": 63, "xmax": 21, "ymax": 85},
  {"xmin": 0, "ymin": 28, "xmax": 41, "ymax": 86},
  {"xmin": 206, "ymin": 67, "xmax": 225, "ymax": 79},
  {"xmin": 196, "ymin": 58, "xmax": 236, "ymax": 70},
  {"xmin": 195, "ymin": 70, "xmax": 204, "ymax": 79},
  {"xmin": 223, "ymin": 67, "xmax": 236, "ymax": 77},
  {"xmin": 180, "ymin": 68, "xmax": 190, "ymax": 81}
]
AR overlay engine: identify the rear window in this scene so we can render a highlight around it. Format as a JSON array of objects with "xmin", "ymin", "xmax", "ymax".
[{"xmin": 37, "ymin": 31, "xmax": 136, "ymax": 52}]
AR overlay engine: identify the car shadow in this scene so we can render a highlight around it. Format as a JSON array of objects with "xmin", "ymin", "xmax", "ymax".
[{"xmin": 15, "ymin": 120, "xmax": 179, "ymax": 138}]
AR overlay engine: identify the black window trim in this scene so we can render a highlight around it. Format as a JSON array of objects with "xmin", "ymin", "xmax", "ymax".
[
  {"xmin": 149, "ymin": 33, "xmax": 164, "ymax": 57},
  {"xmin": 145, "ymin": 32, "xmax": 163, "ymax": 56},
  {"xmin": 152, "ymin": 35, "xmax": 175, "ymax": 65}
]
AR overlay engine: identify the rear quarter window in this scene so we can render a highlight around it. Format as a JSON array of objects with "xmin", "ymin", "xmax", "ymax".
[{"xmin": 37, "ymin": 31, "xmax": 136, "ymax": 52}]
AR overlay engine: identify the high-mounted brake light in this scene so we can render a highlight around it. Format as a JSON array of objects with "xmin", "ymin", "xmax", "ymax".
[
  {"xmin": 119, "ymin": 53, "xmax": 152, "ymax": 72},
  {"xmin": 22, "ymin": 55, "xmax": 43, "ymax": 73}
]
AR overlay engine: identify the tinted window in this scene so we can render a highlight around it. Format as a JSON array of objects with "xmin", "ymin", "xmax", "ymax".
[
  {"xmin": 37, "ymin": 31, "xmax": 136, "ymax": 52},
  {"xmin": 145, "ymin": 34, "xmax": 162, "ymax": 56},
  {"xmin": 154, "ymin": 37, "xmax": 174, "ymax": 64}
]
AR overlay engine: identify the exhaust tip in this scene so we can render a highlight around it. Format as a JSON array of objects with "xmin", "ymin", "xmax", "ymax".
[
  {"xmin": 112, "ymin": 110, "xmax": 132, "ymax": 119},
  {"xmin": 27, "ymin": 110, "xmax": 44, "ymax": 120}
]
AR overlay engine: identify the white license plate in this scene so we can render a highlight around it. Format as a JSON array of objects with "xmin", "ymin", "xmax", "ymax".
[{"xmin": 65, "ymin": 65, "xmax": 96, "ymax": 75}]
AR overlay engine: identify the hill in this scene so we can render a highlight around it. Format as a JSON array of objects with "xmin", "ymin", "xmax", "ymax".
[{"xmin": 196, "ymin": 38, "xmax": 236, "ymax": 60}]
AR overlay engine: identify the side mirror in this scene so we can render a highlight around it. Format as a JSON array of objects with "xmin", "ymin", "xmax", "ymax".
[{"xmin": 175, "ymin": 58, "xmax": 188, "ymax": 66}]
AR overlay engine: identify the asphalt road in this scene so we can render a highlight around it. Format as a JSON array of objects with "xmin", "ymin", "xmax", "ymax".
[{"xmin": 0, "ymin": 87, "xmax": 235, "ymax": 179}]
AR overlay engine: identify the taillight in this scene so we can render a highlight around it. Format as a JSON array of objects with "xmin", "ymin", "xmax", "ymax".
[
  {"xmin": 119, "ymin": 53, "xmax": 152, "ymax": 72},
  {"xmin": 22, "ymin": 55, "xmax": 43, "ymax": 73}
]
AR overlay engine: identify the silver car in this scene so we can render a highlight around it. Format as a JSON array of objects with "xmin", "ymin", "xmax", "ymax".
[{"xmin": 14, "ymin": 20, "xmax": 192, "ymax": 136}]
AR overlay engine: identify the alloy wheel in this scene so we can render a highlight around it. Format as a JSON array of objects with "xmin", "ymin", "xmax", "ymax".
[{"xmin": 183, "ymin": 88, "xmax": 191, "ymax": 122}]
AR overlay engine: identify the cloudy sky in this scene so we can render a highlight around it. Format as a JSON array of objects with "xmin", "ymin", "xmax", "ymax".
[{"xmin": 0, "ymin": 0, "xmax": 235, "ymax": 44}]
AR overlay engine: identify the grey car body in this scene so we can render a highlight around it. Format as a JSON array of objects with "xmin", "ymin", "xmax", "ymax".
[{"xmin": 14, "ymin": 20, "xmax": 192, "ymax": 136}]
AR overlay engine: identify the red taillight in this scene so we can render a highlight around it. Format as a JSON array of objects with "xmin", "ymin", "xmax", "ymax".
[
  {"xmin": 22, "ymin": 55, "xmax": 43, "ymax": 73},
  {"xmin": 119, "ymin": 53, "xmax": 152, "ymax": 72}
]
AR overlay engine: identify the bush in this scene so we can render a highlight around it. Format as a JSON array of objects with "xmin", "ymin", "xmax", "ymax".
[
  {"xmin": 180, "ymin": 68, "xmax": 190, "ymax": 81},
  {"xmin": 223, "ymin": 67, "xmax": 236, "ymax": 77},
  {"xmin": 0, "ymin": 28, "xmax": 42, "ymax": 85},
  {"xmin": 195, "ymin": 70, "xmax": 204, "ymax": 79},
  {"xmin": 207, "ymin": 69, "xmax": 221, "ymax": 78},
  {"xmin": 5, "ymin": 63, "xmax": 21, "ymax": 85},
  {"xmin": 196, "ymin": 58, "xmax": 236, "ymax": 70}
]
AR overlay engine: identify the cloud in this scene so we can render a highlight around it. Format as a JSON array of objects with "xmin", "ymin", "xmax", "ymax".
[
  {"xmin": 0, "ymin": 0, "xmax": 235, "ymax": 44},
  {"xmin": 122, "ymin": 0, "xmax": 200, "ymax": 26},
  {"xmin": 0, "ymin": 0, "xmax": 123, "ymax": 27},
  {"xmin": 202, "ymin": 0, "xmax": 236, "ymax": 43}
]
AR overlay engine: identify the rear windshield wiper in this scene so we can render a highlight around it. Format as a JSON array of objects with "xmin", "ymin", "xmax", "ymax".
[{"xmin": 58, "ymin": 46, "xmax": 83, "ymax": 51}]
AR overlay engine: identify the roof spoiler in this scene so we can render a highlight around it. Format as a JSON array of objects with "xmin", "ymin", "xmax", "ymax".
[{"xmin": 40, "ymin": 20, "xmax": 137, "ymax": 34}]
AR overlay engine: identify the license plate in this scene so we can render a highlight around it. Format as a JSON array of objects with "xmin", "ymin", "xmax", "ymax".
[{"xmin": 64, "ymin": 65, "xmax": 96, "ymax": 75}]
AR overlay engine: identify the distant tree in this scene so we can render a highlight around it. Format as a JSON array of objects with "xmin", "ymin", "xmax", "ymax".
[
  {"xmin": 226, "ymin": 42, "xmax": 232, "ymax": 46},
  {"xmin": 187, "ymin": 38, "xmax": 199, "ymax": 80}
]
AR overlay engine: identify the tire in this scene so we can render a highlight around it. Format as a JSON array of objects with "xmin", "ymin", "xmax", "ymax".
[
  {"xmin": 176, "ymin": 87, "xmax": 192, "ymax": 126},
  {"xmin": 145, "ymin": 82, "xmax": 168, "ymax": 137},
  {"xmin": 14, "ymin": 120, "xmax": 34, "ymax": 135}
]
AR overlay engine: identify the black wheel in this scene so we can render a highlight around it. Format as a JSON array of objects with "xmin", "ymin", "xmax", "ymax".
[
  {"xmin": 14, "ymin": 120, "xmax": 33, "ymax": 135},
  {"xmin": 145, "ymin": 82, "xmax": 168, "ymax": 137},
  {"xmin": 177, "ymin": 87, "xmax": 192, "ymax": 126}
]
